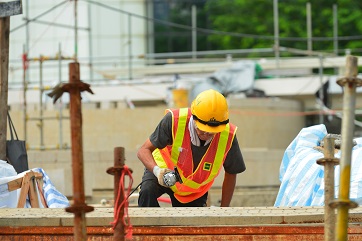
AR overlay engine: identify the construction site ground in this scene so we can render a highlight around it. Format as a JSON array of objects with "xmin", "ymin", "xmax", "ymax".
[{"xmin": 1, "ymin": 206, "xmax": 362, "ymax": 240}]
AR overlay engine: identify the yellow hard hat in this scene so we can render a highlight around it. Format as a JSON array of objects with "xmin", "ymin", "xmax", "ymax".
[{"xmin": 191, "ymin": 89, "xmax": 229, "ymax": 133}]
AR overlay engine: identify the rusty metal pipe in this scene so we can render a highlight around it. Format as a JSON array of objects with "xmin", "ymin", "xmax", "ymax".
[
  {"xmin": 324, "ymin": 137, "xmax": 336, "ymax": 241},
  {"xmin": 107, "ymin": 147, "xmax": 126, "ymax": 241},
  {"xmin": 65, "ymin": 62, "xmax": 94, "ymax": 241},
  {"xmin": 334, "ymin": 55, "xmax": 360, "ymax": 241},
  {"xmin": 69, "ymin": 63, "xmax": 85, "ymax": 205},
  {"xmin": 317, "ymin": 135, "xmax": 338, "ymax": 241}
]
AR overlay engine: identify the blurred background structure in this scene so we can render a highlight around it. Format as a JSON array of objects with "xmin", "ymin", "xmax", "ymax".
[{"xmin": 6, "ymin": 0, "xmax": 362, "ymax": 206}]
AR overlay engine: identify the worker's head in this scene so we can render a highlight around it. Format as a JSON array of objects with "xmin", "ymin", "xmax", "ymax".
[{"xmin": 191, "ymin": 89, "xmax": 229, "ymax": 133}]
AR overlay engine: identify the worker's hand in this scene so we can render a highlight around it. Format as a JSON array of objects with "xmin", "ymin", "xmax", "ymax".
[{"xmin": 153, "ymin": 166, "xmax": 173, "ymax": 187}]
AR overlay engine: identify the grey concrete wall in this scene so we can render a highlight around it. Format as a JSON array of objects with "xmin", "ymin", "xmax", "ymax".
[{"xmin": 7, "ymin": 97, "xmax": 305, "ymax": 205}]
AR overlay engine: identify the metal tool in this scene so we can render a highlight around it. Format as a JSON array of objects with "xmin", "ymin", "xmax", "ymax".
[{"xmin": 163, "ymin": 167, "xmax": 183, "ymax": 187}]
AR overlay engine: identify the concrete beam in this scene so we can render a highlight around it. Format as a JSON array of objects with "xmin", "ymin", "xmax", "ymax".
[
  {"xmin": 98, "ymin": 56, "xmax": 359, "ymax": 78},
  {"xmin": 1, "ymin": 206, "xmax": 362, "ymax": 227}
]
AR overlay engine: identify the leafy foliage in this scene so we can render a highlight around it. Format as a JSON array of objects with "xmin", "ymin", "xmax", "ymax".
[{"xmin": 153, "ymin": 0, "xmax": 362, "ymax": 56}]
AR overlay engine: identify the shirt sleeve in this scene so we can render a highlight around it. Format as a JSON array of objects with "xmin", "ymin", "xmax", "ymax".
[
  {"xmin": 223, "ymin": 136, "xmax": 246, "ymax": 174},
  {"xmin": 149, "ymin": 112, "xmax": 173, "ymax": 149}
]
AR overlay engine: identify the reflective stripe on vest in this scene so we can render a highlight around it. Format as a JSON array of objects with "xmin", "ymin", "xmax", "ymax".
[{"xmin": 152, "ymin": 108, "xmax": 237, "ymax": 203}]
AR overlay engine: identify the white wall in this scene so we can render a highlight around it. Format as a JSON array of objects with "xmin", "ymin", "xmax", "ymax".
[{"xmin": 8, "ymin": 0, "xmax": 147, "ymax": 85}]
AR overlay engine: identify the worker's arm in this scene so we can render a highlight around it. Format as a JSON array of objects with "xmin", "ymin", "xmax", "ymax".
[
  {"xmin": 220, "ymin": 171, "xmax": 237, "ymax": 207},
  {"xmin": 137, "ymin": 138, "xmax": 158, "ymax": 172},
  {"xmin": 137, "ymin": 138, "xmax": 172, "ymax": 187}
]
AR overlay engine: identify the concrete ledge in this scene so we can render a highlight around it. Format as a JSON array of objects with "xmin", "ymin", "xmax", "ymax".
[{"xmin": 1, "ymin": 206, "xmax": 362, "ymax": 227}]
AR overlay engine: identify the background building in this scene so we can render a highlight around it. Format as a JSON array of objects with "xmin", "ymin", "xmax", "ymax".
[{"xmin": 5, "ymin": 0, "xmax": 362, "ymax": 206}]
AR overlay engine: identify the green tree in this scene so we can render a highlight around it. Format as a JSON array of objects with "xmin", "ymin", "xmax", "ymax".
[
  {"xmin": 154, "ymin": 0, "xmax": 209, "ymax": 53},
  {"xmin": 204, "ymin": 0, "xmax": 362, "ymax": 56}
]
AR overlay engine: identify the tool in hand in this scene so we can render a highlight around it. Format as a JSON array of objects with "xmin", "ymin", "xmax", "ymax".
[{"xmin": 163, "ymin": 167, "xmax": 183, "ymax": 187}]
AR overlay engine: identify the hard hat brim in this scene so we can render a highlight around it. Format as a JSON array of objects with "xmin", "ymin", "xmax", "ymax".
[{"xmin": 195, "ymin": 120, "xmax": 226, "ymax": 133}]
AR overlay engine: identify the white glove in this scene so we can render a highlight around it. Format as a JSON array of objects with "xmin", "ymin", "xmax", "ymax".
[{"xmin": 153, "ymin": 166, "xmax": 172, "ymax": 187}]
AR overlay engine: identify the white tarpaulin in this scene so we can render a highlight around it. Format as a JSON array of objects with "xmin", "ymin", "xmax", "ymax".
[
  {"xmin": 190, "ymin": 60, "xmax": 256, "ymax": 100},
  {"xmin": 275, "ymin": 124, "xmax": 362, "ymax": 206},
  {"xmin": 0, "ymin": 161, "xmax": 69, "ymax": 208}
]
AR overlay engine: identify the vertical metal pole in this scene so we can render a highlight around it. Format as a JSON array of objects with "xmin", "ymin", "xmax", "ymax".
[
  {"xmin": 58, "ymin": 43, "xmax": 63, "ymax": 149},
  {"xmin": 25, "ymin": 0, "xmax": 30, "ymax": 84},
  {"xmin": 273, "ymin": 0, "xmax": 280, "ymax": 75},
  {"xmin": 87, "ymin": 2, "xmax": 93, "ymax": 82},
  {"xmin": 307, "ymin": 2, "xmax": 312, "ymax": 54},
  {"xmin": 324, "ymin": 137, "xmax": 336, "ymax": 241},
  {"xmin": 39, "ymin": 57, "xmax": 44, "ymax": 149},
  {"xmin": 128, "ymin": 14, "xmax": 132, "ymax": 80},
  {"xmin": 111, "ymin": 147, "xmax": 125, "ymax": 241},
  {"xmin": 319, "ymin": 54, "xmax": 324, "ymax": 124},
  {"xmin": 22, "ymin": 45, "xmax": 27, "ymax": 142},
  {"xmin": 192, "ymin": 5, "xmax": 197, "ymax": 60},
  {"xmin": 335, "ymin": 55, "xmax": 360, "ymax": 241},
  {"xmin": 70, "ymin": 62, "xmax": 85, "ymax": 240},
  {"xmin": 333, "ymin": 4, "xmax": 339, "ymax": 75},
  {"xmin": 25, "ymin": 0, "xmax": 29, "ymax": 56},
  {"xmin": 0, "ymin": 17, "xmax": 10, "ymax": 161},
  {"xmin": 333, "ymin": 4, "xmax": 338, "ymax": 57},
  {"xmin": 317, "ymin": 135, "xmax": 338, "ymax": 241},
  {"xmin": 145, "ymin": 1, "xmax": 154, "ymax": 62},
  {"xmin": 24, "ymin": 0, "xmax": 30, "ymax": 142},
  {"xmin": 65, "ymin": 62, "xmax": 94, "ymax": 241},
  {"xmin": 74, "ymin": 0, "xmax": 78, "ymax": 62}
]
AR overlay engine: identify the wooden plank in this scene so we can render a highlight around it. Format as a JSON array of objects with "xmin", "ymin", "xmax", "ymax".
[
  {"xmin": 7, "ymin": 176, "xmax": 23, "ymax": 191},
  {"xmin": 36, "ymin": 178, "xmax": 48, "ymax": 208},
  {"xmin": 6, "ymin": 171, "xmax": 42, "ymax": 192},
  {"xmin": 17, "ymin": 174, "xmax": 30, "ymax": 208},
  {"xmin": 17, "ymin": 171, "xmax": 43, "ymax": 208},
  {"xmin": 28, "ymin": 175, "xmax": 39, "ymax": 208}
]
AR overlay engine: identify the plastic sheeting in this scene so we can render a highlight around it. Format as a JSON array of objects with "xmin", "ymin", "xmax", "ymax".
[
  {"xmin": 33, "ymin": 168, "xmax": 70, "ymax": 208},
  {"xmin": 0, "ymin": 160, "xmax": 18, "ymax": 208},
  {"xmin": 0, "ymin": 162, "xmax": 69, "ymax": 208},
  {"xmin": 189, "ymin": 61, "xmax": 256, "ymax": 100},
  {"xmin": 274, "ymin": 124, "xmax": 362, "ymax": 206}
]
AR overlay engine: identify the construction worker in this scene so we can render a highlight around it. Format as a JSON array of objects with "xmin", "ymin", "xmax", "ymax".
[{"xmin": 137, "ymin": 89, "xmax": 246, "ymax": 207}]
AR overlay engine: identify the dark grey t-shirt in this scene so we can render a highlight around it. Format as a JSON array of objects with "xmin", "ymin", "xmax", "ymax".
[{"xmin": 149, "ymin": 112, "xmax": 246, "ymax": 174}]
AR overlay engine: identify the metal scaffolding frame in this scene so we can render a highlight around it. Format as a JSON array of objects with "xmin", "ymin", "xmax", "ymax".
[
  {"xmin": 7, "ymin": 1, "xmax": 360, "ymax": 153},
  {"xmin": 22, "ymin": 44, "xmax": 73, "ymax": 150}
]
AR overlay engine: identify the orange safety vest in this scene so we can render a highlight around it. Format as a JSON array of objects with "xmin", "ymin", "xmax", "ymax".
[{"xmin": 153, "ymin": 108, "xmax": 237, "ymax": 203}]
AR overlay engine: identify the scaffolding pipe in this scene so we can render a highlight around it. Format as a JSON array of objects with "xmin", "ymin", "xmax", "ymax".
[
  {"xmin": 63, "ymin": 62, "xmax": 94, "ymax": 241},
  {"xmin": 128, "ymin": 13, "xmax": 132, "ymax": 80},
  {"xmin": 333, "ymin": 4, "xmax": 338, "ymax": 57},
  {"xmin": 106, "ymin": 147, "xmax": 126, "ymax": 241},
  {"xmin": 306, "ymin": 3, "xmax": 312, "ymax": 54},
  {"xmin": 192, "ymin": 5, "xmax": 197, "ymax": 60},
  {"xmin": 273, "ymin": 0, "xmax": 280, "ymax": 74},
  {"xmin": 22, "ymin": 45, "xmax": 27, "ymax": 141},
  {"xmin": 39, "ymin": 56, "xmax": 44, "ymax": 149},
  {"xmin": 58, "ymin": 43, "xmax": 63, "ymax": 148},
  {"xmin": 74, "ymin": 0, "xmax": 78, "ymax": 62},
  {"xmin": 317, "ymin": 135, "xmax": 339, "ymax": 241},
  {"xmin": 318, "ymin": 54, "xmax": 324, "ymax": 124},
  {"xmin": 334, "ymin": 55, "xmax": 361, "ymax": 241},
  {"xmin": 87, "ymin": 2, "xmax": 94, "ymax": 82},
  {"xmin": 23, "ymin": 51, "xmax": 72, "ymax": 150},
  {"xmin": 333, "ymin": 4, "xmax": 338, "ymax": 75}
]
